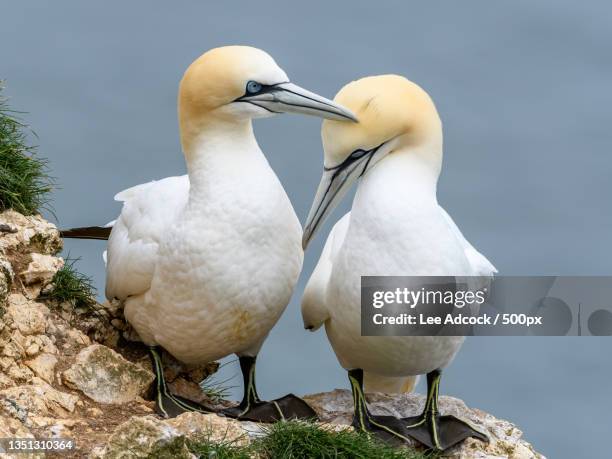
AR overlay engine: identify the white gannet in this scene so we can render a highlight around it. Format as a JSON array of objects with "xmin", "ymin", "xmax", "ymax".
[
  {"xmin": 61, "ymin": 46, "xmax": 357, "ymax": 421},
  {"xmin": 301, "ymin": 75, "xmax": 496, "ymax": 450}
]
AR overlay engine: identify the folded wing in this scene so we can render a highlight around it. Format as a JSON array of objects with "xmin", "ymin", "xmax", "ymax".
[
  {"xmin": 105, "ymin": 175, "xmax": 189, "ymax": 300},
  {"xmin": 302, "ymin": 212, "xmax": 351, "ymax": 331}
]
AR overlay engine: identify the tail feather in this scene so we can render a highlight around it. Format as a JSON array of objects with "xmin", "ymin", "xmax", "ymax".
[{"xmin": 60, "ymin": 226, "xmax": 112, "ymax": 240}]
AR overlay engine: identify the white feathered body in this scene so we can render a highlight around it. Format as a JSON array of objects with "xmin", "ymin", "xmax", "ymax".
[
  {"xmin": 303, "ymin": 149, "xmax": 496, "ymax": 380},
  {"xmin": 107, "ymin": 135, "xmax": 303, "ymax": 365}
]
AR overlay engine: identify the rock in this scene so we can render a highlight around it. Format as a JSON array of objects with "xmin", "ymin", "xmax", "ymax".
[
  {"xmin": 27, "ymin": 416, "xmax": 85, "ymax": 439},
  {"xmin": 93, "ymin": 416, "xmax": 192, "ymax": 459},
  {"xmin": 0, "ymin": 223, "xmax": 18, "ymax": 233},
  {"xmin": 5, "ymin": 295, "xmax": 48, "ymax": 336},
  {"xmin": 5, "ymin": 362, "xmax": 34, "ymax": 384},
  {"xmin": 65, "ymin": 328, "xmax": 91, "ymax": 346},
  {"xmin": 0, "ymin": 259, "xmax": 13, "ymax": 307},
  {"xmin": 0, "ymin": 210, "xmax": 62, "ymax": 256},
  {"xmin": 0, "ymin": 378, "xmax": 78, "ymax": 422},
  {"xmin": 24, "ymin": 353, "xmax": 57, "ymax": 384},
  {"xmin": 0, "ymin": 415, "xmax": 44, "ymax": 459},
  {"xmin": 19, "ymin": 253, "xmax": 63, "ymax": 285},
  {"xmin": 303, "ymin": 389, "xmax": 545, "ymax": 459},
  {"xmin": 94, "ymin": 413, "xmax": 249, "ymax": 459},
  {"xmin": 1, "ymin": 330, "xmax": 26, "ymax": 360},
  {"xmin": 137, "ymin": 351, "xmax": 219, "ymax": 405},
  {"xmin": 0, "ymin": 413, "xmax": 34, "ymax": 438},
  {"xmin": 62, "ymin": 344, "xmax": 154, "ymax": 404},
  {"xmin": 168, "ymin": 377, "xmax": 208, "ymax": 404},
  {"xmin": 0, "ymin": 373, "xmax": 13, "ymax": 390},
  {"xmin": 87, "ymin": 407, "xmax": 103, "ymax": 417},
  {"xmin": 167, "ymin": 412, "xmax": 249, "ymax": 444},
  {"xmin": 25, "ymin": 343, "xmax": 40, "ymax": 356}
]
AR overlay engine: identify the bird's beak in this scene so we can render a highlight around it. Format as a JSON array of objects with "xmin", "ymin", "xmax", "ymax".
[
  {"xmin": 302, "ymin": 147, "xmax": 380, "ymax": 249},
  {"xmin": 237, "ymin": 82, "xmax": 358, "ymax": 122}
]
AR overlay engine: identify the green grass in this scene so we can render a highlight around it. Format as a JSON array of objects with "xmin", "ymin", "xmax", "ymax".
[
  {"xmin": 44, "ymin": 257, "xmax": 96, "ymax": 307},
  {"xmin": 186, "ymin": 421, "xmax": 429, "ymax": 459},
  {"xmin": 199, "ymin": 360, "xmax": 237, "ymax": 403},
  {"xmin": 253, "ymin": 421, "xmax": 427, "ymax": 459},
  {"xmin": 0, "ymin": 82, "xmax": 53, "ymax": 215},
  {"xmin": 187, "ymin": 436, "xmax": 250, "ymax": 459}
]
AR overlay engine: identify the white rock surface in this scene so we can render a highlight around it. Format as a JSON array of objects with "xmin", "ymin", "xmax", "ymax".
[
  {"xmin": 92, "ymin": 412, "xmax": 252, "ymax": 459},
  {"xmin": 21, "ymin": 253, "xmax": 63, "ymax": 284},
  {"xmin": 0, "ymin": 377, "xmax": 78, "ymax": 422},
  {"xmin": 304, "ymin": 389, "xmax": 546, "ymax": 459},
  {"xmin": 24, "ymin": 353, "xmax": 57, "ymax": 384},
  {"xmin": 5, "ymin": 295, "xmax": 48, "ymax": 336},
  {"xmin": 19, "ymin": 253, "xmax": 64, "ymax": 298},
  {"xmin": 63, "ymin": 344, "xmax": 154, "ymax": 404},
  {"xmin": 0, "ymin": 211, "xmax": 62, "ymax": 256}
]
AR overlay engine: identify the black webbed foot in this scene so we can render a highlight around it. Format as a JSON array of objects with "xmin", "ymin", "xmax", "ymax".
[
  {"xmin": 154, "ymin": 389, "xmax": 212, "ymax": 418},
  {"xmin": 401, "ymin": 412, "xmax": 489, "ymax": 451},
  {"xmin": 221, "ymin": 355, "xmax": 318, "ymax": 423},
  {"xmin": 222, "ymin": 393, "xmax": 317, "ymax": 422},
  {"xmin": 148, "ymin": 347, "xmax": 213, "ymax": 418},
  {"xmin": 349, "ymin": 369, "xmax": 488, "ymax": 452}
]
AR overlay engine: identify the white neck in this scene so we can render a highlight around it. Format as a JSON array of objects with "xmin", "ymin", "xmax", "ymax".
[
  {"xmin": 182, "ymin": 119, "xmax": 262, "ymax": 197},
  {"xmin": 353, "ymin": 141, "xmax": 443, "ymax": 218}
]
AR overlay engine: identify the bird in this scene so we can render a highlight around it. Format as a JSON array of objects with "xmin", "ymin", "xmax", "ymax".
[
  {"xmin": 60, "ymin": 45, "xmax": 357, "ymax": 421},
  {"xmin": 300, "ymin": 74, "xmax": 496, "ymax": 451}
]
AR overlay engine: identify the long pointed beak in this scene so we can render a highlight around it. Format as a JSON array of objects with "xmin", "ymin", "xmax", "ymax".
[
  {"xmin": 302, "ymin": 149, "xmax": 377, "ymax": 249},
  {"xmin": 238, "ymin": 82, "xmax": 358, "ymax": 122}
]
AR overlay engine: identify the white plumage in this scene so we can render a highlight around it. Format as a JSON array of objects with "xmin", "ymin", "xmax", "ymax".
[
  {"xmin": 303, "ymin": 153, "xmax": 496, "ymax": 386},
  {"xmin": 100, "ymin": 46, "xmax": 356, "ymax": 370},
  {"xmin": 106, "ymin": 138, "xmax": 304, "ymax": 365},
  {"xmin": 301, "ymin": 74, "xmax": 496, "ymax": 395},
  {"xmin": 106, "ymin": 176, "xmax": 189, "ymax": 301}
]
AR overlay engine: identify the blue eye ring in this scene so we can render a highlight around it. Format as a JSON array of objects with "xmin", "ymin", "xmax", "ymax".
[{"xmin": 246, "ymin": 81, "xmax": 262, "ymax": 94}]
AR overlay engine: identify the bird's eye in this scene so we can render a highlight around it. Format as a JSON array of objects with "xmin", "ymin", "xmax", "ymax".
[
  {"xmin": 246, "ymin": 81, "xmax": 262, "ymax": 94},
  {"xmin": 349, "ymin": 149, "xmax": 368, "ymax": 160}
]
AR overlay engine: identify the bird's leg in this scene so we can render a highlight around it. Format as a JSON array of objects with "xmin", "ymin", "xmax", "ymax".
[
  {"xmin": 233, "ymin": 356, "xmax": 261, "ymax": 413},
  {"xmin": 349, "ymin": 368, "xmax": 488, "ymax": 451},
  {"xmin": 148, "ymin": 346, "xmax": 212, "ymax": 418},
  {"xmin": 348, "ymin": 369, "xmax": 414, "ymax": 444},
  {"xmin": 221, "ymin": 355, "xmax": 318, "ymax": 423},
  {"xmin": 400, "ymin": 369, "xmax": 489, "ymax": 451}
]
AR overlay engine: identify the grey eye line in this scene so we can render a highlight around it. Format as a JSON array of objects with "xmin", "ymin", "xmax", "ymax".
[{"xmin": 323, "ymin": 143, "xmax": 384, "ymax": 172}]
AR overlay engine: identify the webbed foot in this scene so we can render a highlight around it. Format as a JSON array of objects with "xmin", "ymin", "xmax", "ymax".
[
  {"xmin": 148, "ymin": 347, "xmax": 213, "ymax": 418},
  {"xmin": 221, "ymin": 355, "xmax": 318, "ymax": 423},
  {"xmin": 223, "ymin": 393, "xmax": 317, "ymax": 422},
  {"xmin": 349, "ymin": 369, "xmax": 488, "ymax": 451}
]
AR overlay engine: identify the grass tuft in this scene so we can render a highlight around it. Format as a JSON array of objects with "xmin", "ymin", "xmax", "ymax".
[
  {"xmin": 187, "ymin": 436, "xmax": 250, "ymax": 459},
  {"xmin": 0, "ymin": 82, "xmax": 54, "ymax": 215},
  {"xmin": 199, "ymin": 360, "xmax": 237, "ymax": 403},
  {"xmin": 254, "ymin": 421, "xmax": 429, "ymax": 459},
  {"xmin": 253, "ymin": 421, "xmax": 426, "ymax": 459},
  {"xmin": 45, "ymin": 257, "xmax": 96, "ymax": 307},
  {"xmin": 185, "ymin": 420, "xmax": 433, "ymax": 459}
]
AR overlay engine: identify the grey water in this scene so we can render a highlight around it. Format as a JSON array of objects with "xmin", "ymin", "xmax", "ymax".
[{"xmin": 2, "ymin": 1, "xmax": 611, "ymax": 457}]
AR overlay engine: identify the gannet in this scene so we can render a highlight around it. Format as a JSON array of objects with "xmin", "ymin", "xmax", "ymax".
[
  {"xmin": 61, "ymin": 46, "xmax": 357, "ymax": 421},
  {"xmin": 301, "ymin": 75, "xmax": 496, "ymax": 450}
]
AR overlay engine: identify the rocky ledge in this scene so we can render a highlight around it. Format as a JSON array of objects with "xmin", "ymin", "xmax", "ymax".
[{"xmin": 0, "ymin": 210, "xmax": 545, "ymax": 458}]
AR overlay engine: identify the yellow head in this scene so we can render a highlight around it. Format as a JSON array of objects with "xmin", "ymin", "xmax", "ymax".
[
  {"xmin": 303, "ymin": 75, "xmax": 442, "ymax": 248},
  {"xmin": 179, "ymin": 46, "xmax": 287, "ymax": 121},
  {"xmin": 322, "ymin": 74, "xmax": 441, "ymax": 168},
  {"xmin": 178, "ymin": 46, "xmax": 357, "ymax": 151}
]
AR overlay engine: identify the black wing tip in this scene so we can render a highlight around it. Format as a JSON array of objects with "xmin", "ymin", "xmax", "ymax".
[{"xmin": 60, "ymin": 226, "xmax": 112, "ymax": 240}]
